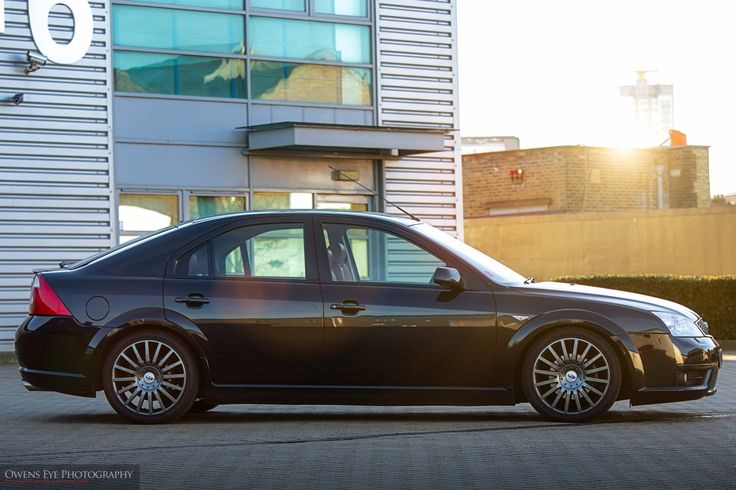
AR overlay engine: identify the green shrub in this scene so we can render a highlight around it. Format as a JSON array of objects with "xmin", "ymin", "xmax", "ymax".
[{"xmin": 552, "ymin": 275, "xmax": 736, "ymax": 340}]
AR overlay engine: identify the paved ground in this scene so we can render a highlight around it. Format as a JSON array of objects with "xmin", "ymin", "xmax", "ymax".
[{"xmin": 1, "ymin": 363, "xmax": 734, "ymax": 490}]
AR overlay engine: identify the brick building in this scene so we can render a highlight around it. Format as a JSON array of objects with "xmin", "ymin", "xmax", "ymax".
[{"xmin": 463, "ymin": 145, "xmax": 710, "ymax": 218}]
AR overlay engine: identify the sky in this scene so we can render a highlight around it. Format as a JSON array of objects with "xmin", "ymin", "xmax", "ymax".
[{"xmin": 457, "ymin": 0, "xmax": 736, "ymax": 196}]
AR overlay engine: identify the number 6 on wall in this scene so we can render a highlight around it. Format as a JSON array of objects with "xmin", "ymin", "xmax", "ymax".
[{"xmin": 29, "ymin": 0, "xmax": 93, "ymax": 64}]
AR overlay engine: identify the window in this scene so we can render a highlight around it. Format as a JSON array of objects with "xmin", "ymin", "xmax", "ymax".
[
  {"xmin": 252, "ymin": 192, "xmax": 313, "ymax": 210},
  {"xmin": 111, "ymin": 0, "xmax": 371, "ymax": 104},
  {"xmin": 139, "ymin": 0, "xmax": 243, "ymax": 9},
  {"xmin": 250, "ymin": 17, "xmax": 370, "ymax": 64},
  {"xmin": 314, "ymin": 0, "xmax": 367, "ymax": 17},
  {"xmin": 250, "ymin": 61, "xmax": 371, "ymax": 105},
  {"xmin": 113, "ymin": 52, "xmax": 246, "ymax": 98},
  {"xmin": 113, "ymin": 6, "xmax": 244, "ymax": 54},
  {"xmin": 323, "ymin": 224, "xmax": 445, "ymax": 285},
  {"xmin": 175, "ymin": 243, "xmax": 210, "ymax": 277},
  {"xmin": 112, "ymin": 4, "xmax": 246, "ymax": 98},
  {"xmin": 119, "ymin": 193, "xmax": 179, "ymax": 243},
  {"xmin": 212, "ymin": 224, "xmax": 306, "ymax": 279},
  {"xmin": 189, "ymin": 195, "xmax": 246, "ymax": 219},
  {"xmin": 250, "ymin": 0, "xmax": 304, "ymax": 11},
  {"xmin": 316, "ymin": 194, "xmax": 369, "ymax": 211}
]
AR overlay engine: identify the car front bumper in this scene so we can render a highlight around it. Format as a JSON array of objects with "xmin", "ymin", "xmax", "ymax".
[
  {"xmin": 629, "ymin": 334, "xmax": 721, "ymax": 406},
  {"xmin": 15, "ymin": 315, "xmax": 102, "ymax": 397}
]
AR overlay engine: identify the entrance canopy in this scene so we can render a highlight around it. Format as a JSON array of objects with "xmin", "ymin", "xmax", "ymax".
[{"xmin": 241, "ymin": 122, "xmax": 447, "ymax": 160}]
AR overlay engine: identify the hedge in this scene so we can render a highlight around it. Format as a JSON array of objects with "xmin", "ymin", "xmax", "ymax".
[{"xmin": 552, "ymin": 275, "xmax": 736, "ymax": 340}]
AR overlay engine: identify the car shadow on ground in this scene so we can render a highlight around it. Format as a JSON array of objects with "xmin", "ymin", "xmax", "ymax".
[{"xmin": 39, "ymin": 407, "xmax": 717, "ymax": 427}]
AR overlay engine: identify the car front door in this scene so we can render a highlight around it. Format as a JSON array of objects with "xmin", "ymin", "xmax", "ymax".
[
  {"xmin": 316, "ymin": 217, "xmax": 498, "ymax": 388},
  {"xmin": 164, "ymin": 218, "xmax": 323, "ymax": 386}
]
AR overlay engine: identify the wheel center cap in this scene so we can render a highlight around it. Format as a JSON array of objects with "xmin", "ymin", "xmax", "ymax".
[
  {"xmin": 143, "ymin": 372, "xmax": 156, "ymax": 384},
  {"xmin": 565, "ymin": 371, "xmax": 578, "ymax": 382}
]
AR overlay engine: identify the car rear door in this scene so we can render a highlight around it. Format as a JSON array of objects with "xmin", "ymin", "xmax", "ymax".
[
  {"xmin": 315, "ymin": 216, "xmax": 498, "ymax": 388},
  {"xmin": 163, "ymin": 217, "xmax": 324, "ymax": 386}
]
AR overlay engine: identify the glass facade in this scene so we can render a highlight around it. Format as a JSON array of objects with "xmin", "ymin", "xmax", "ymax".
[
  {"xmin": 189, "ymin": 195, "xmax": 247, "ymax": 219},
  {"xmin": 252, "ymin": 192, "xmax": 313, "ymax": 210},
  {"xmin": 113, "ymin": 6, "xmax": 244, "ymax": 54},
  {"xmin": 314, "ymin": 0, "xmax": 367, "ymax": 17},
  {"xmin": 141, "ymin": 0, "xmax": 243, "ymax": 10},
  {"xmin": 250, "ymin": 0, "xmax": 304, "ymax": 11},
  {"xmin": 113, "ymin": 51, "xmax": 246, "ymax": 98},
  {"xmin": 251, "ymin": 61, "xmax": 371, "ymax": 105},
  {"xmin": 111, "ymin": 1, "xmax": 372, "ymax": 104},
  {"xmin": 118, "ymin": 194, "xmax": 179, "ymax": 243},
  {"xmin": 250, "ymin": 17, "xmax": 370, "ymax": 64}
]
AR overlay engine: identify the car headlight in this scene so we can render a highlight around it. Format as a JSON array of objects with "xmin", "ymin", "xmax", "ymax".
[{"xmin": 651, "ymin": 311, "xmax": 704, "ymax": 337}]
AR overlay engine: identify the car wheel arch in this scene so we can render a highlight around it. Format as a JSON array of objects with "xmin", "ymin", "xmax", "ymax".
[
  {"xmin": 505, "ymin": 313, "xmax": 638, "ymax": 403},
  {"xmin": 91, "ymin": 312, "xmax": 211, "ymax": 392}
]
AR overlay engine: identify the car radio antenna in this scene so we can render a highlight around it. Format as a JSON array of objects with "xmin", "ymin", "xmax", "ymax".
[{"xmin": 329, "ymin": 165, "xmax": 421, "ymax": 221}]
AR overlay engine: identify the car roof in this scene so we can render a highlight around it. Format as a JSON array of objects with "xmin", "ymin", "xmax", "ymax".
[{"xmin": 190, "ymin": 210, "xmax": 421, "ymax": 227}]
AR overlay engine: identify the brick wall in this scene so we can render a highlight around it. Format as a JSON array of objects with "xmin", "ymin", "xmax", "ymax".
[{"xmin": 462, "ymin": 145, "xmax": 710, "ymax": 218}]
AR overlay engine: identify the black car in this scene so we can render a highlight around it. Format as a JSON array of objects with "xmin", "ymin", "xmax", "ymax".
[{"xmin": 15, "ymin": 211, "xmax": 721, "ymax": 423}]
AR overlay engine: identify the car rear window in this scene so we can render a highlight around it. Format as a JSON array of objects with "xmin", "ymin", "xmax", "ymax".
[{"xmin": 66, "ymin": 225, "xmax": 179, "ymax": 269}]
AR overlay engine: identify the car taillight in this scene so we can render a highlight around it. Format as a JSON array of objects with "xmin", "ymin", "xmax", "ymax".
[{"xmin": 29, "ymin": 274, "xmax": 71, "ymax": 317}]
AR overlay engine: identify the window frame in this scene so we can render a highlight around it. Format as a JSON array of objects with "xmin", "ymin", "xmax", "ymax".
[{"xmin": 169, "ymin": 217, "xmax": 319, "ymax": 283}]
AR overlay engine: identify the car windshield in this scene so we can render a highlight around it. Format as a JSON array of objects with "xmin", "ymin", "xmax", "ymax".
[{"xmin": 414, "ymin": 223, "xmax": 526, "ymax": 286}]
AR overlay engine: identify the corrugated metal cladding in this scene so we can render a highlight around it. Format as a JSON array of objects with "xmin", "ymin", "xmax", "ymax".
[
  {"xmin": 0, "ymin": 0, "xmax": 115, "ymax": 350},
  {"xmin": 375, "ymin": 0, "xmax": 462, "ymax": 235}
]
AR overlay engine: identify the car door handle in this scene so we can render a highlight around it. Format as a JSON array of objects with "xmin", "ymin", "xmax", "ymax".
[
  {"xmin": 330, "ymin": 302, "xmax": 366, "ymax": 312},
  {"xmin": 175, "ymin": 295, "xmax": 210, "ymax": 306}
]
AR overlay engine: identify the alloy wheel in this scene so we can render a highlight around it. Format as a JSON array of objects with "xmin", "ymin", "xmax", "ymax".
[
  {"xmin": 111, "ymin": 340, "xmax": 187, "ymax": 416},
  {"xmin": 531, "ymin": 337, "xmax": 611, "ymax": 415}
]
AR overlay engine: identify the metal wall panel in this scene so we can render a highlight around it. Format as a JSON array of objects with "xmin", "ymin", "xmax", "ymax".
[
  {"xmin": 0, "ymin": 0, "xmax": 114, "ymax": 350},
  {"xmin": 115, "ymin": 143, "xmax": 247, "ymax": 189},
  {"xmin": 375, "ymin": 0, "xmax": 462, "ymax": 235}
]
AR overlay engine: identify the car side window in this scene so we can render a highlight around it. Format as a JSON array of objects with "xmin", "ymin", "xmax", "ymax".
[
  {"xmin": 322, "ymin": 224, "xmax": 445, "ymax": 285},
  {"xmin": 174, "ymin": 243, "xmax": 209, "ymax": 278},
  {"xmin": 213, "ymin": 224, "xmax": 306, "ymax": 280}
]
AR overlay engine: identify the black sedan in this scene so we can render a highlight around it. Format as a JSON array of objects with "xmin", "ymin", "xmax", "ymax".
[{"xmin": 15, "ymin": 211, "xmax": 721, "ymax": 423}]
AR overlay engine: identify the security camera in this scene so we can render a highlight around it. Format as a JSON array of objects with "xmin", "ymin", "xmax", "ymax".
[
  {"xmin": 24, "ymin": 51, "xmax": 48, "ymax": 75},
  {"xmin": 11, "ymin": 93, "xmax": 24, "ymax": 105}
]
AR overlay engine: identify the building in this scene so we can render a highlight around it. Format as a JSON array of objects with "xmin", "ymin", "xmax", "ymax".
[
  {"xmin": 712, "ymin": 193, "xmax": 736, "ymax": 206},
  {"xmin": 463, "ymin": 145, "xmax": 710, "ymax": 218},
  {"xmin": 619, "ymin": 71, "xmax": 674, "ymax": 147},
  {"xmin": 0, "ymin": 0, "xmax": 461, "ymax": 350},
  {"xmin": 461, "ymin": 136, "xmax": 520, "ymax": 155}
]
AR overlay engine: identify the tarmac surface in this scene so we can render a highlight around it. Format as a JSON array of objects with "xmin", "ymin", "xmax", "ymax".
[{"xmin": 1, "ymin": 361, "xmax": 734, "ymax": 489}]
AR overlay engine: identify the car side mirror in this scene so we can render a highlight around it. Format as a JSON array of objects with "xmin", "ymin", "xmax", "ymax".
[{"xmin": 432, "ymin": 266, "xmax": 464, "ymax": 290}]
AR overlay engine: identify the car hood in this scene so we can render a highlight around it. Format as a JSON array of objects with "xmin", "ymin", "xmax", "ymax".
[{"xmin": 511, "ymin": 281, "xmax": 699, "ymax": 320}]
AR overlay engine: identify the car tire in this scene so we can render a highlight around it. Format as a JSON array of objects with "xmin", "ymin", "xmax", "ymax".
[
  {"xmin": 522, "ymin": 327, "xmax": 622, "ymax": 422},
  {"xmin": 189, "ymin": 399, "xmax": 218, "ymax": 413},
  {"xmin": 102, "ymin": 329, "xmax": 199, "ymax": 424}
]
